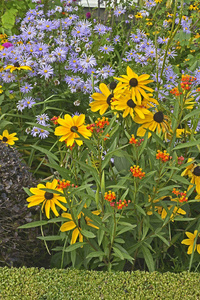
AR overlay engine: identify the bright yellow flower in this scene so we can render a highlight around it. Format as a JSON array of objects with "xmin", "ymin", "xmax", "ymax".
[
  {"xmin": 181, "ymin": 158, "xmax": 195, "ymax": 177},
  {"xmin": 147, "ymin": 196, "xmax": 186, "ymax": 221},
  {"xmin": 4, "ymin": 62, "xmax": 32, "ymax": 73},
  {"xmin": 0, "ymin": 85, "xmax": 3, "ymax": 94},
  {"xmin": 89, "ymin": 83, "xmax": 117, "ymax": 115},
  {"xmin": 114, "ymin": 91, "xmax": 150, "ymax": 120},
  {"xmin": 114, "ymin": 66, "xmax": 154, "ymax": 105},
  {"xmin": 60, "ymin": 208, "xmax": 101, "ymax": 244},
  {"xmin": 54, "ymin": 114, "xmax": 92, "ymax": 146},
  {"xmin": 27, "ymin": 179, "xmax": 67, "ymax": 219},
  {"xmin": 0, "ymin": 130, "xmax": 18, "ymax": 145},
  {"xmin": 181, "ymin": 230, "xmax": 200, "ymax": 254},
  {"xmin": 134, "ymin": 111, "xmax": 170, "ymax": 138},
  {"xmin": 181, "ymin": 159, "xmax": 200, "ymax": 194}
]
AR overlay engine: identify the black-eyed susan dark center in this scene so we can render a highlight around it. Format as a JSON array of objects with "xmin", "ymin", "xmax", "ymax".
[
  {"xmin": 14, "ymin": 62, "xmax": 20, "ymax": 68},
  {"xmin": 109, "ymin": 81, "xmax": 117, "ymax": 90},
  {"xmin": 193, "ymin": 166, "xmax": 200, "ymax": 176},
  {"xmin": 153, "ymin": 111, "xmax": 164, "ymax": 123},
  {"xmin": 44, "ymin": 192, "xmax": 54, "ymax": 200},
  {"xmin": 129, "ymin": 78, "xmax": 138, "ymax": 87},
  {"xmin": 2, "ymin": 137, "xmax": 8, "ymax": 142},
  {"xmin": 127, "ymin": 99, "xmax": 136, "ymax": 108},
  {"xmin": 162, "ymin": 196, "xmax": 171, "ymax": 201},
  {"xmin": 107, "ymin": 94, "xmax": 113, "ymax": 105},
  {"xmin": 71, "ymin": 126, "xmax": 78, "ymax": 132},
  {"xmin": 197, "ymin": 235, "xmax": 200, "ymax": 244}
]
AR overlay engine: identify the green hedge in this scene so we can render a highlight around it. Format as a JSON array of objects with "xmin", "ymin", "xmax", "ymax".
[{"xmin": 0, "ymin": 267, "xmax": 200, "ymax": 299}]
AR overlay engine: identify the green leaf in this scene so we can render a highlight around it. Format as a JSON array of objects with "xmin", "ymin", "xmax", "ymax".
[
  {"xmin": 31, "ymin": 145, "xmax": 59, "ymax": 162},
  {"xmin": 97, "ymin": 229, "xmax": 104, "ymax": 246},
  {"xmin": 45, "ymin": 163, "xmax": 71, "ymax": 179},
  {"xmin": 86, "ymin": 251, "xmax": 105, "ymax": 259},
  {"xmin": 113, "ymin": 247, "xmax": 124, "ymax": 260},
  {"xmin": 173, "ymin": 140, "xmax": 200, "ymax": 150},
  {"xmin": 141, "ymin": 245, "xmax": 155, "ymax": 272},
  {"xmin": 2, "ymin": 8, "xmax": 18, "ymax": 29},
  {"xmin": 182, "ymin": 109, "xmax": 200, "ymax": 121},
  {"xmin": 64, "ymin": 242, "xmax": 86, "ymax": 252},
  {"xmin": 0, "ymin": 94, "xmax": 4, "ymax": 105},
  {"xmin": 18, "ymin": 220, "xmax": 48, "ymax": 229},
  {"xmin": 152, "ymin": 233, "xmax": 170, "ymax": 246},
  {"xmin": 48, "ymin": 217, "xmax": 67, "ymax": 223},
  {"xmin": 81, "ymin": 229, "xmax": 96, "ymax": 239},
  {"xmin": 37, "ymin": 236, "xmax": 63, "ymax": 241},
  {"xmin": 0, "ymin": 120, "xmax": 12, "ymax": 129}
]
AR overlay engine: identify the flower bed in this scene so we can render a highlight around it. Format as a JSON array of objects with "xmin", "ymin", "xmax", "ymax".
[{"xmin": 0, "ymin": 0, "xmax": 200, "ymax": 272}]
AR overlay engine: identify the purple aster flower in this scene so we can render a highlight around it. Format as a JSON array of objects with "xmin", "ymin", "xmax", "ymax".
[
  {"xmin": 94, "ymin": 24, "xmax": 108, "ymax": 35},
  {"xmin": 52, "ymin": 47, "xmax": 67, "ymax": 62},
  {"xmin": 144, "ymin": 0, "xmax": 156, "ymax": 8},
  {"xmin": 36, "ymin": 113, "xmax": 49, "ymax": 125},
  {"xmin": 17, "ymin": 100, "xmax": 27, "ymax": 112},
  {"xmin": 23, "ymin": 96, "xmax": 36, "ymax": 108},
  {"xmin": 99, "ymin": 45, "xmax": 114, "ymax": 54},
  {"xmin": 38, "ymin": 128, "xmax": 50, "ymax": 139},
  {"xmin": 31, "ymin": 127, "xmax": 40, "ymax": 137},
  {"xmin": 139, "ymin": 10, "xmax": 149, "ymax": 17},
  {"xmin": 20, "ymin": 83, "xmax": 33, "ymax": 93},
  {"xmin": 114, "ymin": 7, "xmax": 126, "ymax": 17},
  {"xmin": 167, "ymin": 49, "xmax": 177, "ymax": 59},
  {"xmin": 96, "ymin": 65, "xmax": 115, "ymax": 79},
  {"xmin": 113, "ymin": 35, "xmax": 120, "ymax": 44},
  {"xmin": 38, "ymin": 64, "xmax": 54, "ymax": 80},
  {"xmin": 79, "ymin": 54, "xmax": 97, "ymax": 69}
]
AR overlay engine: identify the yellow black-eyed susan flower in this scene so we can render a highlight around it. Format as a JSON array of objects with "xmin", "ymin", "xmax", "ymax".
[
  {"xmin": 114, "ymin": 66, "xmax": 154, "ymax": 105},
  {"xmin": 181, "ymin": 159, "xmax": 200, "ymax": 194},
  {"xmin": 54, "ymin": 114, "xmax": 92, "ymax": 146},
  {"xmin": 147, "ymin": 196, "xmax": 186, "ymax": 221},
  {"xmin": 114, "ymin": 91, "xmax": 150, "ymax": 120},
  {"xmin": 181, "ymin": 230, "xmax": 200, "ymax": 255},
  {"xmin": 89, "ymin": 83, "xmax": 117, "ymax": 115},
  {"xmin": 27, "ymin": 179, "xmax": 67, "ymax": 219},
  {"xmin": 0, "ymin": 130, "xmax": 18, "ymax": 145},
  {"xmin": 60, "ymin": 208, "xmax": 101, "ymax": 244},
  {"xmin": 4, "ymin": 62, "xmax": 32, "ymax": 73},
  {"xmin": 134, "ymin": 111, "xmax": 170, "ymax": 138}
]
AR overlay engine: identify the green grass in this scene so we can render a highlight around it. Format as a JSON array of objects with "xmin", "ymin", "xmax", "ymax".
[{"xmin": 0, "ymin": 267, "xmax": 200, "ymax": 299}]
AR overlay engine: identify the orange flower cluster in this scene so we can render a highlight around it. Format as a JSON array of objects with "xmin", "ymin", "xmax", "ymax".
[
  {"xmin": 104, "ymin": 190, "xmax": 116, "ymax": 202},
  {"xmin": 172, "ymin": 188, "xmax": 188, "ymax": 203},
  {"xmin": 156, "ymin": 150, "xmax": 170, "ymax": 162},
  {"xmin": 129, "ymin": 134, "xmax": 144, "ymax": 146},
  {"xmin": 51, "ymin": 116, "xmax": 59, "ymax": 125},
  {"xmin": 57, "ymin": 179, "xmax": 71, "ymax": 190},
  {"xmin": 130, "ymin": 165, "xmax": 145, "ymax": 179},
  {"xmin": 104, "ymin": 190, "xmax": 131, "ymax": 209},
  {"xmin": 117, "ymin": 199, "xmax": 131, "ymax": 210},
  {"xmin": 170, "ymin": 87, "xmax": 182, "ymax": 96},
  {"xmin": 180, "ymin": 74, "xmax": 196, "ymax": 91},
  {"xmin": 87, "ymin": 117, "xmax": 109, "ymax": 135},
  {"xmin": 170, "ymin": 75, "xmax": 197, "ymax": 96}
]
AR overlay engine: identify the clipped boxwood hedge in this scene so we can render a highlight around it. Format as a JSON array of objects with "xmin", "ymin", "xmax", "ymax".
[{"xmin": 0, "ymin": 267, "xmax": 200, "ymax": 299}]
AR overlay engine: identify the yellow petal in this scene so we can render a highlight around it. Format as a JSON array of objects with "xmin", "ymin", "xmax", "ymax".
[
  {"xmin": 60, "ymin": 221, "xmax": 76, "ymax": 232},
  {"xmin": 99, "ymin": 83, "xmax": 110, "ymax": 97},
  {"xmin": 50, "ymin": 200, "xmax": 59, "ymax": 217},
  {"xmin": 61, "ymin": 213, "xmax": 72, "ymax": 220},
  {"xmin": 45, "ymin": 200, "xmax": 51, "ymax": 219},
  {"xmin": 71, "ymin": 228, "xmax": 80, "ymax": 244}
]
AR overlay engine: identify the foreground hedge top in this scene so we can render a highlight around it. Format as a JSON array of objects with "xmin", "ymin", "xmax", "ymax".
[{"xmin": 0, "ymin": 267, "xmax": 200, "ymax": 300}]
